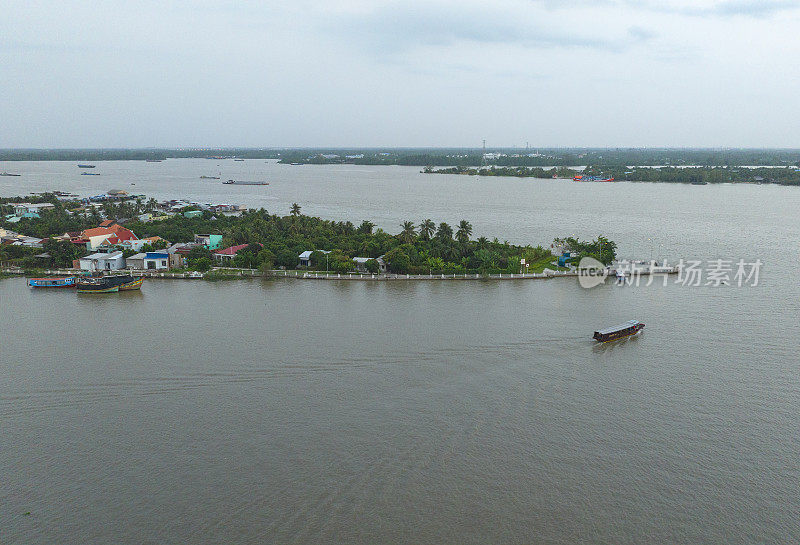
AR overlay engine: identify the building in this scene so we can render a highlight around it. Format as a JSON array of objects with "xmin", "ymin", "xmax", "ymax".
[
  {"xmin": 194, "ymin": 234, "xmax": 223, "ymax": 250},
  {"xmin": 79, "ymin": 251, "xmax": 125, "ymax": 271},
  {"xmin": 125, "ymin": 253, "xmax": 146, "ymax": 270},
  {"xmin": 165, "ymin": 244, "xmax": 186, "ymax": 269},
  {"xmin": 80, "ymin": 223, "xmax": 138, "ymax": 250},
  {"xmin": 352, "ymin": 257, "xmax": 386, "ymax": 273},
  {"xmin": 144, "ymin": 252, "xmax": 170, "ymax": 270},
  {"xmin": 184, "ymin": 210, "xmax": 203, "ymax": 219},
  {"xmin": 298, "ymin": 250, "xmax": 330, "ymax": 267},
  {"xmin": 12, "ymin": 202, "xmax": 55, "ymax": 216},
  {"xmin": 213, "ymin": 243, "xmax": 261, "ymax": 263}
]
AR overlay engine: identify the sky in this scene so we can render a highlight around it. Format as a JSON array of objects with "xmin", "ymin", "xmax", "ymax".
[{"xmin": 2, "ymin": 0, "xmax": 800, "ymax": 148}]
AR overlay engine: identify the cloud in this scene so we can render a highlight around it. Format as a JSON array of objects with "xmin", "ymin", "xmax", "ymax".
[
  {"xmin": 322, "ymin": 2, "xmax": 645, "ymax": 58},
  {"xmin": 631, "ymin": 0, "xmax": 800, "ymax": 17}
]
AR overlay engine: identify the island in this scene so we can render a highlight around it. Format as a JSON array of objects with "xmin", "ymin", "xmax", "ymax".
[{"xmin": 0, "ymin": 192, "xmax": 616, "ymax": 278}]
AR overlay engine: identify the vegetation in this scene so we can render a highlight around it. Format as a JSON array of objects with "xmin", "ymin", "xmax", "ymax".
[
  {"xmin": 3, "ymin": 147, "xmax": 799, "ymax": 168},
  {"xmin": 424, "ymin": 164, "xmax": 800, "ymax": 185},
  {"xmin": 555, "ymin": 236, "xmax": 617, "ymax": 266},
  {"xmin": 1, "ymin": 193, "xmax": 612, "ymax": 275}
]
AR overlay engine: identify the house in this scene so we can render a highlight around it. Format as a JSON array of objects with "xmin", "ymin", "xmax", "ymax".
[
  {"xmin": 118, "ymin": 236, "xmax": 167, "ymax": 252},
  {"xmin": 125, "ymin": 253, "xmax": 146, "ymax": 270},
  {"xmin": 15, "ymin": 236, "xmax": 45, "ymax": 248},
  {"xmin": 79, "ymin": 251, "xmax": 125, "ymax": 271},
  {"xmin": 80, "ymin": 223, "xmax": 138, "ymax": 250},
  {"xmin": 165, "ymin": 244, "xmax": 187, "ymax": 269},
  {"xmin": 352, "ymin": 257, "xmax": 386, "ymax": 273},
  {"xmin": 144, "ymin": 252, "xmax": 170, "ymax": 270},
  {"xmin": 213, "ymin": 243, "xmax": 261, "ymax": 263},
  {"xmin": 184, "ymin": 210, "xmax": 203, "ymax": 219},
  {"xmin": 298, "ymin": 250, "xmax": 330, "ymax": 267},
  {"xmin": 13, "ymin": 202, "xmax": 55, "ymax": 216},
  {"xmin": 194, "ymin": 234, "xmax": 223, "ymax": 250}
]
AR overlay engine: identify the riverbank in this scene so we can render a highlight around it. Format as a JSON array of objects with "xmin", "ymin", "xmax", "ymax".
[{"xmin": 2, "ymin": 265, "xmax": 679, "ymax": 282}]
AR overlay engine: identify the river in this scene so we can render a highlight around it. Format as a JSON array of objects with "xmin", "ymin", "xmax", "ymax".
[{"xmin": 2, "ymin": 160, "xmax": 799, "ymax": 543}]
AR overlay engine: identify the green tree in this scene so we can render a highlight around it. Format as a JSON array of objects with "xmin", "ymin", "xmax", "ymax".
[
  {"xmin": 384, "ymin": 247, "xmax": 410, "ymax": 273},
  {"xmin": 399, "ymin": 221, "xmax": 416, "ymax": 244},
  {"xmin": 365, "ymin": 259, "xmax": 380, "ymax": 274},
  {"xmin": 456, "ymin": 220, "xmax": 473, "ymax": 244},
  {"xmin": 435, "ymin": 222, "xmax": 453, "ymax": 241},
  {"xmin": 290, "ymin": 203, "xmax": 301, "ymax": 217},
  {"xmin": 192, "ymin": 257, "xmax": 212, "ymax": 272},
  {"xmin": 418, "ymin": 219, "xmax": 435, "ymax": 240},
  {"xmin": 358, "ymin": 220, "xmax": 374, "ymax": 234}
]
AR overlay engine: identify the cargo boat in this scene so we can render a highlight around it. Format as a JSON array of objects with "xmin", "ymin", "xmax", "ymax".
[
  {"xmin": 28, "ymin": 277, "xmax": 76, "ymax": 288},
  {"xmin": 77, "ymin": 164, "xmax": 96, "ymax": 168},
  {"xmin": 593, "ymin": 320, "xmax": 644, "ymax": 342},
  {"xmin": 223, "ymin": 180, "xmax": 269, "ymax": 185},
  {"xmin": 76, "ymin": 274, "xmax": 142, "ymax": 293},
  {"xmin": 0, "ymin": 172, "xmax": 21, "ymax": 176}
]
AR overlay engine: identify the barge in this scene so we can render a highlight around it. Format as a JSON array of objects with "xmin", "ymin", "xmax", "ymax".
[{"xmin": 223, "ymin": 180, "xmax": 269, "ymax": 185}]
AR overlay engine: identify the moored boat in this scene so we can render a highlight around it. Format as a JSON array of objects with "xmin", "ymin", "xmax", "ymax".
[
  {"xmin": 573, "ymin": 175, "xmax": 615, "ymax": 182},
  {"xmin": 593, "ymin": 320, "xmax": 645, "ymax": 342},
  {"xmin": 28, "ymin": 277, "xmax": 76, "ymax": 288},
  {"xmin": 119, "ymin": 277, "xmax": 143, "ymax": 290},
  {"xmin": 76, "ymin": 274, "xmax": 138, "ymax": 294}
]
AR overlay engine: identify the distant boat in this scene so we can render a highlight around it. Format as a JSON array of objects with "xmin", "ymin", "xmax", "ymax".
[
  {"xmin": 77, "ymin": 164, "xmax": 95, "ymax": 168},
  {"xmin": 573, "ymin": 175, "xmax": 615, "ymax": 182},
  {"xmin": 690, "ymin": 180, "xmax": 708, "ymax": 185},
  {"xmin": 200, "ymin": 175, "xmax": 221, "ymax": 179},
  {"xmin": 223, "ymin": 179, "xmax": 269, "ymax": 185},
  {"xmin": 234, "ymin": 158, "xmax": 245, "ymax": 161},
  {"xmin": 29, "ymin": 277, "xmax": 76, "ymax": 288},
  {"xmin": 0, "ymin": 172, "xmax": 21, "ymax": 176},
  {"xmin": 81, "ymin": 172, "xmax": 100, "ymax": 176},
  {"xmin": 593, "ymin": 320, "xmax": 645, "ymax": 342}
]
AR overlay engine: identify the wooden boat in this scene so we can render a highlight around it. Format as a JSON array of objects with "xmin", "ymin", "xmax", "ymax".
[
  {"xmin": 119, "ymin": 277, "xmax": 143, "ymax": 291},
  {"xmin": 28, "ymin": 277, "xmax": 76, "ymax": 288},
  {"xmin": 76, "ymin": 274, "xmax": 137, "ymax": 294},
  {"xmin": 593, "ymin": 320, "xmax": 645, "ymax": 342}
]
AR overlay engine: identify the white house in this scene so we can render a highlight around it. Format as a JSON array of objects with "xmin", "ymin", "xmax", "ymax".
[
  {"xmin": 143, "ymin": 252, "xmax": 170, "ymax": 270},
  {"xmin": 352, "ymin": 257, "xmax": 386, "ymax": 273},
  {"xmin": 298, "ymin": 250, "xmax": 330, "ymax": 267},
  {"xmin": 13, "ymin": 202, "xmax": 55, "ymax": 215},
  {"xmin": 79, "ymin": 251, "xmax": 125, "ymax": 271}
]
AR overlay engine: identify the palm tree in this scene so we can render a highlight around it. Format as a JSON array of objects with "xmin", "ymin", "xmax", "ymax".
[
  {"xmin": 477, "ymin": 236, "xmax": 489, "ymax": 248},
  {"xmin": 358, "ymin": 220, "xmax": 374, "ymax": 234},
  {"xmin": 456, "ymin": 220, "xmax": 473, "ymax": 244},
  {"xmin": 399, "ymin": 221, "xmax": 416, "ymax": 243},
  {"xmin": 290, "ymin": 203, "xmax": 301, "ymax": 217},
  {"xmin": 418, "ymin": 219, "xmax": 435, "ymax": 240},
  {"xmin": 436, "ymin": 222, "xmax": 453, "ymax": 241}
]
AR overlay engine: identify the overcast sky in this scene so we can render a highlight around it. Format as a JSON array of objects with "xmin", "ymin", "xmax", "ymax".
[{"xmin": 2, "ymin": 0, "xmax": 800, "ymax": 148}]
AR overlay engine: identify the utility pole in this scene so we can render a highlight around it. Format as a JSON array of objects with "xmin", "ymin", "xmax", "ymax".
[{"xmin": 481, "ymin": 139, "xmax": 487, "ymax": 167}]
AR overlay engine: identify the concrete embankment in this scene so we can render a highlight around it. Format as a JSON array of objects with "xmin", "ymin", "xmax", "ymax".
[{"xmin": 3, "ymin": 267, "xmax": 679, "ymax": 281}]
